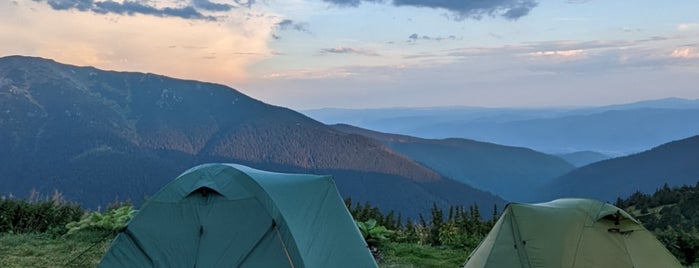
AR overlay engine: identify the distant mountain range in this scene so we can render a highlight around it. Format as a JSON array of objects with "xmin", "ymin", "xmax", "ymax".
[
  {"xmin": 332, "ymin": 124, "xmax": 574, "ymax": 202},
  {"xmin": 541, "ymin": 135, "xmax": 699, "ymax": 203},
  {"xmin": 0, "ymin": 55, "xmax": 504, "ymax": 218},
  {"xmin": 303, "ymin": 99, "xmax": 699, "ymax": 155}
]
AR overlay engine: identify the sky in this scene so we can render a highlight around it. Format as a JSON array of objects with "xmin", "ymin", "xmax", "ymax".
[{"xmin": 2, "ymin": 0, "xmax": 699, "ymax": 109}]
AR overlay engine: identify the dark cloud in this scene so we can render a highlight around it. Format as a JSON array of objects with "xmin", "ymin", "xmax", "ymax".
[
  {"xmin": 276, "ymin": 19, "xmax": 310, "ymax": 33},
  {"xmin": 324, "ymin": 0, "xmax": 538, "ymax": 20},
  {"xmin": 321, "ymin": 47, "xmax": 380, "ymax": 56},
  {"xmin": 323, "ymin": 0, "xmax": 361, "ymax": 7},
  {"xmin": 44, "ymin": 0, "xmax": 93, "ymax": 11},
  {"xmin": 36, "ymin": 0, "xmax": 227, "ymax": 20},
  {"xmin": 394, "ymin": 0, "xmax": 538, "ymax": 20},
  {"xmin": 94, "ymin": 1, "xmax": 213, "ymax": 20},
  {"xmin": 501, "ymin": 1, "xmax": 536, "ymax": 19},
  {"xmin": 192, "ymin": 0, "xmax": 233, "ymax": 12},
  {"xmin": 233, "ymin": 0, "xmax": 254, "ymax": 8},
  {"xmin": 38, "ymin": 0, "xmax": 537, "ymax": 21},
  {"xmin": 322, "ymin": 0, "xmax": 385, "ymax": 8}
]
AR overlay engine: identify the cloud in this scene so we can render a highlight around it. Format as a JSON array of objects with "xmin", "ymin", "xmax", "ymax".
[
  {"xmin": 323, "ymin": 0, "xmax": 538, "ymax": 20},
  {"xmin": 323, "ymin": 0, "xmax": 361, "ymax": 7},
  {"xmin": 528, "ymin": 49, "xmax": 585, "ymax": 58},
  {"xmin": 408, "ymin": 33, "xmax": 457, "ymax": 42},
  {"xmin": 323, "ymin": 0, "xmax": 385, "ymax": 8},
  {"xmin": 671, "ymin": 47, "xmax": 699, "ymax": 59},
  {"xmin": 500, "ymin": 2, "xmax": 536, "ymax": 19},
  {"xmin": 620, "ymin": 27, "xmax": 641, "ymax": 33},
  {"xmin": 1, "ymin": 1, "xmax": 277, "ymax": 84},
  {"xmin": 276, "ymin": 19, "xmax": 310, "ymax": 33},
  {"xmin": 402, "ymin": 37, "xmax": 695, "ymax": 77},
  {"xmin": 260, "ymin": 67, "xmax": 357, "ymax": 80},
  {"xmin": 394, "ymin": 0, "xmax": 538, "ymax": 20},
  {"xmin": 33, "ymin": 0, "xmax": 244, "ymax": 20},
  {"xmin": 514, "ymin": 40, "xmax": 699, "ymax": 76},
  {"xmin": 94, "ymin": 1, "xmax": 213, "ymax": 20},
  {"xmin": 192, "ymin": 0, "xmax": 233, "ymax": 12},
  {"xmin": 321, "ymin": 47, "xmax": 380, "ymax": 56},
  {"xmin": 38, "ymin": 0, "xmax": 539, "ymax": 22},
  {"xmin": 678, "ymin": 23, "xmax": 699, "ymax": 31},
  {"xmin": 250, "ymin": 37, "xmax": 699, "ymax": 110}
]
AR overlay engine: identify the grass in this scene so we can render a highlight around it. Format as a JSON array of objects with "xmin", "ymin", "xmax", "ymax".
[
  {"xmin": 0, "ymin": 232, "xmax": 111, "ymax": 268},
  {"xmin": 626, "ymin": 204, "xmax": 674, "ymax": 217},
  {"xmin": 1, "ymin": 234, "xmax": 696, "ymax": 268},
  {"xmin": 379, "ymin": 242, "xmax": 469, "ymax": 268}
]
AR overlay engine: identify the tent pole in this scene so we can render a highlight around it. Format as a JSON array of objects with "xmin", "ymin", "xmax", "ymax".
[{"xmin": 273, "ymin": 221, "xmax": 295, "ymax": 268}]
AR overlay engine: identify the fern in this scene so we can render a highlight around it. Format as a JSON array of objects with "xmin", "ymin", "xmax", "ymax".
[{"xmin": 65, "ymin": 205, "xmax": 137, "ymax": 236}]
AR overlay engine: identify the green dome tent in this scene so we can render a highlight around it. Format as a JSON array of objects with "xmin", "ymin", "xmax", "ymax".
[
  {"xmin": 99, "ymin": 163, "xmax": 377, "ymax": 268},
  {"xmin": 463, "ymin": 198, "xmax": 681, "ymax": 268}
]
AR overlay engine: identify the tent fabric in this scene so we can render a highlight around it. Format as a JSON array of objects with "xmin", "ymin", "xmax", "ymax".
[
  {"xmin": 99, "ymin": 163, "xmax": 377, "ymax": 268},
  {"xmin": 463, "ymin": 198, "xmax": 682, "ymax": 268}
]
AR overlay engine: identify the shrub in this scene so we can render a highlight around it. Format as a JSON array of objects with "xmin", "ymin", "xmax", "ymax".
[
  {"xmin": 65, "ymin": 204, "xmax": 137, "ymax": 236},
  {"xmin": 357, "ymin": 219, "xmax": 395, "ymax": 248},
  {"xmin": 0, "ymin": 199, "xmax": 83, "ymax": 236}
]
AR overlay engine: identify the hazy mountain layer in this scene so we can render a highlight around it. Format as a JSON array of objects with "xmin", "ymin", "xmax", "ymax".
[{"xmin": 304, "ymin": 99, "xmax": 699, "ymax": 155}]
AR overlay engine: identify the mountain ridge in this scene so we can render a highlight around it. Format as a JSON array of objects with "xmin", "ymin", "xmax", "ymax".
[
  {"xmin": 332, "ymin": 123, "xmax": 575, "ymax": 201},
  {"xmin": 0, "ymin": 55, "xmax": 505, "ymax": 217},
  {"xmin": 542, "ymin": 134, "xmax": 699, "ymax": 202},
  {"xmin": 556, "ymin": 151, "xmax": 610, "ymax": 167}
]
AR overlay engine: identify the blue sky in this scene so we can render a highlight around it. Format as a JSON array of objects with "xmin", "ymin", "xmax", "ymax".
[{"xmin": 2, "ymin": 0, "xmax": 699, "ymax": 109}]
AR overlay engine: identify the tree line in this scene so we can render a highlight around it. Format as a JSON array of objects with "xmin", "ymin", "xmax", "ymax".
[
  {"xmin": 345, "ymin": 198, "xmax": 498, "ymax": 250},
  {"xmin": 616, "ymin": 182, "xmax": 699, "ymax": 265}
]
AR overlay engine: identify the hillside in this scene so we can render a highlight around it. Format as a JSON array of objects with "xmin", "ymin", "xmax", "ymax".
[
  {"xmin": 543, "ymin": 134, "xmax": 699, "ymax": 202},
  {"xmin": 0, "ymin": 55, "xmax": 505, "ymax": 217},
  {"xmin": 332, "ymin": 124, "xmax": 575, "ymax": 201},
  {"xmin": 556, "ymin": 151, "xmax": 610, "ymax": 167}
]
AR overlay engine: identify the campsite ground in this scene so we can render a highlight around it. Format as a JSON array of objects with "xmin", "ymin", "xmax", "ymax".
[
  {"xmin": 2, "ymin": 234, "xmax": 697, "ymax": 268},
  {"xmin": 0, "ymin": 233, "xmax": 470, "ymax": 268}
]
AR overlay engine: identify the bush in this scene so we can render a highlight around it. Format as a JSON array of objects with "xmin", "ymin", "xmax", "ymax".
[
  {"xmin": 357, "ymin": 219, "xmax": 395, "ymax": 248},
  {"xmin": 655, "ymin": 226, "xmax": 699, "ymax": 265},
  {"xmin": 0, "ymin": 199, "xmax": 83, "ymax": 236}
]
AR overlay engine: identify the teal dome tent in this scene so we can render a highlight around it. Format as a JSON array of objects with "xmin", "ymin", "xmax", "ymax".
[{"xmin": 99, "ymin": 163, "xmax": 377, "ymax": 268}]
